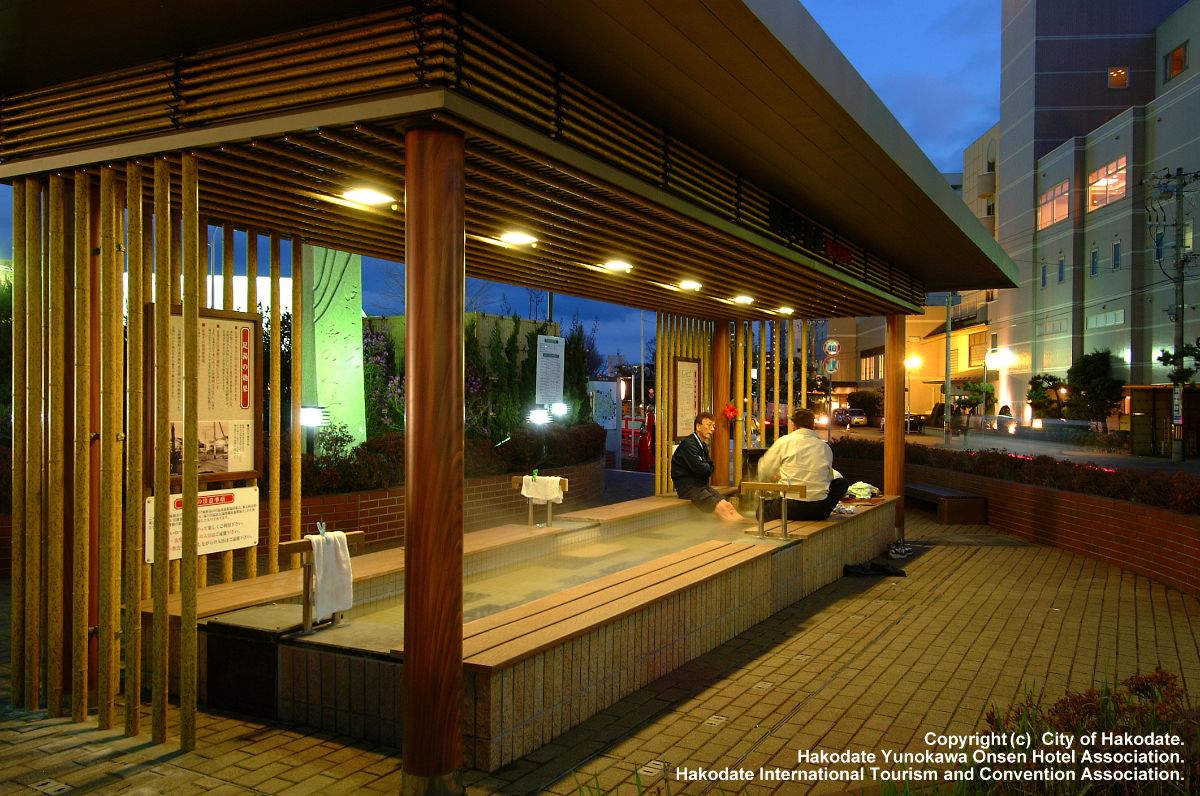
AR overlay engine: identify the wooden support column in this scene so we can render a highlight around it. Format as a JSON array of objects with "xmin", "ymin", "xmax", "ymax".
[
  {"xmin": 122, "ymin": 163, "xmax": 145, "ymax": 734},
  {"xmin": 11, "ymin": 177, "xmax": 26, "ymax": 710},
  {"xmin": 884, "ymin": 313, "xmax": 906, "ymax": 538},
  {"xmin": 180, "ymin": 152, "xmax": 200, "ymax": 751},
  {"xmin": 151, "ymin": 157, "xmax": 172, "ymax": 743},
  {"xmin": 733, "ymin": 321, "xmax": 745, "ymax": 486},
  {"xmin": 402, "ymin": 125, "xmax": 466, "ymax": 793},
  {"xmin": 26, "ymin": 177, "xmax": 44, "ymax": 712},
  {"xmin": 47, "ymin": 175, "xmax": 67, "ymax": 717},
  {"xmin": 71, "ymin": 173, "xmax": 91, "ymax": 723},
  {"xmin": 711, "ymin": 321, "xmax": 730, "ymax": 487}
]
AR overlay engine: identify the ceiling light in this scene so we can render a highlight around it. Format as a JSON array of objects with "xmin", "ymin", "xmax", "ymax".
[
  {"xmin": 342, "ymin": 188, "xmax": 395, "ymax": 205},
  {"xmin": 777, "ymin": 306, "xmax": 795, "ymax": 315},
  {"xmin": 499, "ymin": 231, "xmax": 538, "ymax": 245},
  {"xmin": 733, "ymin": 295, "xmax": 754, "ymax": 305},
  {"xmin": 604, "ymin": 260, "xmax": 633, "ymax": 273},
  {"xmin": 680, "ymin": 279, "xmax": 702, "ymax": 291}
]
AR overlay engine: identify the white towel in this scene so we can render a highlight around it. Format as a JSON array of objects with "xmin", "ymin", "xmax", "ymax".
[
  {"xmin": 307, "ymin": 530, "xmax": 353, "ymax": 623},
  {"xmin": 521, "ymin": 475, "xmax": 563, "ymax": 505}
]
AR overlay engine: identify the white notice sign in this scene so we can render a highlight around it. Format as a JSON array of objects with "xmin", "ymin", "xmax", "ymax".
[
  {"xmin": 534, "ymin": 335, "xmax": 566, "ymax": 405},
  {"xmin": 144, "ymin": 486, "xmax": 260, "ymax": 563}
]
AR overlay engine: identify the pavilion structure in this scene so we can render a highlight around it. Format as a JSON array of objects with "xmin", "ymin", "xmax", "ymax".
[{"xmin": 1, "ymin": 1, "xmax": 1016, "ymax": 792}]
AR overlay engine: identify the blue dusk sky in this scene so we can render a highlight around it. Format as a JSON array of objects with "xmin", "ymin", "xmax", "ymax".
[{"xmin": 0, "ymin": 1, "xmax": 999, "ymax": 360}]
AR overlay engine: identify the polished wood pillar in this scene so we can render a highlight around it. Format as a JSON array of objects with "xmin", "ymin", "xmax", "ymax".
[
  {"xmin": 711, "ymin": 321, "xmax": 731, "ymax": 487},
  {"xmin": 884, "ymin": 314, "xmax": 906, "ymax": 537},
  {"xmin": 402, "ymin": 125, "xmax": 465, "ymax": 794}
]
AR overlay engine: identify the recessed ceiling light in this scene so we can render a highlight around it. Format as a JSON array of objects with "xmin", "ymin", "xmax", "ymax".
[
  {"xmin": 499, "ymin": 231, "xmax": 538, "ymax": 245},
  {"xmin": 733, "ymin": 295, "xmax": 754, "ymax": 305},
  {"xmin": 680, "ymin": 279, "xmax": 702, "ymax": 291},
  {"xmin": 604, "ymin": 260, "xmax": 633, "ymax": 273},
  {"xmin": 342, "ymin": 188, "xmax": 395, "ymax": 205},
  {"xmin": 777, "ymin": 306, "xmax": 795, "ymax": 315}
]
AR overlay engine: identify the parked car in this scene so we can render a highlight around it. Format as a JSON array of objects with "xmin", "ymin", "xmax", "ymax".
[
  {"xmin": 832, "ymin": 408, "xmax": 868, "ymax": 427},
  {"xmin": 880, "ymin": 414, "xmax": 924, "ymax": 433}
]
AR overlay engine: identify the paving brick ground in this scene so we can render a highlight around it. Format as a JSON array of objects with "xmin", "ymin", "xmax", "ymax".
[{"xmin": 3, "ymin": 508, "xmax": 1199, "ymax": 794}]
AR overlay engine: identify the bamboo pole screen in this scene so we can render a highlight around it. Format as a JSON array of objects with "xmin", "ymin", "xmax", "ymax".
[
  {"xmin": 71, "ymin": 173, "xmax": 90, "ymax": 723},
  {"xmin": 652, "ymin": 313, "xmax": 714, "ymax": 496},
  {"xmin": 152, "ymin": 157, "xmax": 172, "ymax": 744},
  {"xmin": 47, "ymin": 175, "xmax": 66, "ymax": 718},
  {"xmin": 180, "ymin": 152, "xmax": 201, "ymax": 751},
  {"xmin": 11, "ymin": 177, "xmax": 26, "ymax": 712},
  {"xmin": 122, "ymin": 162, "xmax": 145, "ymax": 735}
]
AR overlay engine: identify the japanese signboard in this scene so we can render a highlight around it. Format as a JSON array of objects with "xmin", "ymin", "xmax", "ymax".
[
  {"xmin": 674, "ymin": 357, "xmax": 700, "ymax": 439},
  {"xmin": 144, "ymin": 486, "xmax": 260, "ymax": 562},
  {"xmin": 534, "ymin": 334, "xmax": 565, "ymax": 405}
]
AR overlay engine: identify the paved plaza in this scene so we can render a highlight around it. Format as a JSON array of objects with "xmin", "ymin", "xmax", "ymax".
[{"xmin": 2, "ymin": 507, "xmax": 1198, "ymax": 794}]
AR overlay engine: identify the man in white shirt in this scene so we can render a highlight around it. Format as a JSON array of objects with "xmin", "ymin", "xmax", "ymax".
[{"xmin": 757, "ymin": 408, "xmax": 850, "ymax": 521}]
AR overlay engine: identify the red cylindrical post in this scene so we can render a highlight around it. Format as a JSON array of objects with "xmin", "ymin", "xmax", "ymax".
[
  {"xmin": 402, "ymin": 125, "xmax": 465, "ymax": 793},
  {"xmin": 884, "ymin": 314, "xmax": 906, "ymax": 536}
]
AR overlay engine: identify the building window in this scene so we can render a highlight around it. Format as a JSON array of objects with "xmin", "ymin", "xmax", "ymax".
[
  {"xmin": 1040, "ymin": 263, "xmax": 1048, "ymax": 288},
  {"xmin": 1112, "ymin": 240, "xmax": 1121, "ymax": 270},
  {"xmin": 1166, "ymin": 42, "xmax": 1188, "ymax": 81},
  {"xmin": 1058, "ymin": 256, "xmax": 1066, "ymax": 283},
  {"xmin": 1108, "ymin": 66, "xmax": 1128, "ymax": 88},
  {"xmin": 968, "ymin": 331, "xmax": 988, "ymax": 366},
  {"xmin": 1156, "ymin": 230, "xmax": 1166, "ymax": 261},
  {"xmin": 1088, "ymin": 155, "xmax": 1127, "ymax": 211},
  {"xmin": 1037, "ymin": 180, "xmax": 1070, "ymax": 229},
  {"xmin": 1090, "ymin": 248, "xmax": 1099, "ymax": 276}
]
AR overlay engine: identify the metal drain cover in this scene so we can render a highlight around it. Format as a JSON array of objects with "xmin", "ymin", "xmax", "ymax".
[
  {"xmin": 702, "ymin": 714, "xmax": 727, "ymax": 727},
  {"xmin": 30, "ymin": 780, "xmax": 71, "ymax": 795},
  {"xmin": 638, "ymin": 760, "xmax": 667, "ymax": 779}
]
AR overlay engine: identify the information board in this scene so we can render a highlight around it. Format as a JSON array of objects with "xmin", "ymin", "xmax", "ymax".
[
  {"xmin": 674, "ymin": 358, "xmax": 700, "ymax": 439},
  {"xmin": 144, "ymin": 486, "xmax": 260, "ymax": 562},
  {"xmin": 534, "ymin": 334, "xmax": 565, "ymax": 405}
]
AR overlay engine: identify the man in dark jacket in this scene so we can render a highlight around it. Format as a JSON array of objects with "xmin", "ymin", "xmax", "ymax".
[{"xmin": 671, "ymin": 412, "xmax": 746, "ymax": 522}]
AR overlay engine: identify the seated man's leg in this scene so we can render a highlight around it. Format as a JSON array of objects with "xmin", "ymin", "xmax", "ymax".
[
  {"xmin": 761, "ymin": 497, "xmax": 784, "ymax": 521},
  {"xmin": 783, "ymin": 478, "xmax": 852, "ymax": 521},
  {"xmin": 681, "ymin": 485, "xmax": 722, "ymax": 513}
]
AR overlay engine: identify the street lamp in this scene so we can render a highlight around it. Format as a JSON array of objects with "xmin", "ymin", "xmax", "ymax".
[
  {"xmin": 903, "ymin": 355, "xmax": 921, "ymax": 432},
  {"xmin": 983, "ymin": 348, "xmax": 1015, "ymax": 431}
]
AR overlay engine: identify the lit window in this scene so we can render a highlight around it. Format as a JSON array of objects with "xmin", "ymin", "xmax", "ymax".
[
  {"xmin": 1058, "ymin": 256, "xmax": 1066, "ymax": 283},
  {"xmin": 1166, "ymin": 42, "xmax": 1188, "ymax": 81},
  {"xmin": 1087, "ymin": 156, "xmax": 1127, "ymax": 211},
  {"xmin": 1037, "ymin": 180, "xmax": 1070, "ymax": 229},
  {"xmin": 1090, "ymin": 248, "xmax": 1099, "ymax": 276},
  {"xmin": 1040, "ymin": 263, "xmax": 1048, "ymax": 288},
  {"xmin": 1112, "ymin": 240, "xmax": 1121, "ymax": 270},
  {"xmin": 1108, "ymin": 66, "xmax": 1128, "ymax": 89},
  {"xmin": 1187, "ymin": 219, "xmax": 1194, "ymax": 251}
]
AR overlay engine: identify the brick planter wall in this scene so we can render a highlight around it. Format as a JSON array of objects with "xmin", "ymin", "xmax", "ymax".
[
  {"xmin": 0, "ymin": 458, "xmax": 605, "ymax": 577},
  {"xmin": 257, "ymin": 456, "xmax": 607, "ymax": 548},
  {"xmin": 835, "ymin": 457, "xmax": 1200, "ymax": 596}
]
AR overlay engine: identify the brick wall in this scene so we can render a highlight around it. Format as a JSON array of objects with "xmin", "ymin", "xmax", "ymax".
[
  {"xmin": 835, "ymin": 457, "xmax": 1200, "ymax": 597},
  {"xmin": 0, "ymin": 458, "xmax": 606, "ymax": 577}
]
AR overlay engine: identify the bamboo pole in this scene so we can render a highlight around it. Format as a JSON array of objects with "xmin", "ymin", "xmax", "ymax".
[
  {"xmin": 800, "ymin": 321, "xmax": 809, "ymax": 411},
  {"xmin": 757, "ymin": 321, "xmax": 766, "ymax": 446},
  {"xmin": 290, "ymin": 239, "xmax": 303, "ymax": 569},
  {"xmin": 142, "ymin": 206, "xmax": 153, "ymax": 601},
  {"xmin": 180, "ymin": 152, "xmax": 200, "ymax": 751},
  {"xmin": 47, "ymin": 175, "xmax": 66, "ymax": 718},
  {"xmin": 11, "ymin": 178, "xmax": 26, "ymax": 711},
  {"xmin": 123, "ymin": 162, "xmax": 145, "ymax": 735},
  {"xmin": 786, "ymin": 320, "xmax": 794, "ymax": 433},
  {"xmin": 25, "ymin": 177, "xmax": 44, "ymax": 712},
  {"xmin": 97, "ymin": 167, "xmax": 120, "ymax": 728},
  {"xmin": 268, "ymin": 234, "xmax": 282, "ymax": 574},
  {"xmin": 197, "ymin": 221, "xmax": 208, "ymax": 589},
  {"xmin": 711, "ymin": 320, "xmax": 730, "ymax": 488},
  {"xmin": 151, "ymin": 157, "xmax": 172, "ymax": 744},
  {"xmin": 703, "ymin": 320, "xmax": 712, "ymax": 415},
  {"xmin": 733, "ymin": 321, "xmax": 745, "ymax": 487},
  {"xmin": 220, "ymin": 223, "xmax": 235, "ymax": 584},
  {"xmin": 245, "ymin": 230, "xmax": 259, "ymax": 580},
  {"xmin": 71, "ymin": 173, "xmax": 90, "ymax": 722},
  {"xmin": 654, "ymin": 312, "xmax": 664, "ymax": 495},
  {"xmin": 169, "ymin": 208, "xmax": 182, "ymax": 594},
  {"xmin": 772, "ymin": 320, "xmax": 780, "ymax": 443}
]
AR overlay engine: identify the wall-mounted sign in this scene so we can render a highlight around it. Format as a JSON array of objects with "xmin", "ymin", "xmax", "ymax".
[
  {"xmin": 144, "ymin": 486, "xmax": 260, "ymax": 562},
  {"xmin": 674, "ymin": 357, "xmax": 701, "ymax": 439}
]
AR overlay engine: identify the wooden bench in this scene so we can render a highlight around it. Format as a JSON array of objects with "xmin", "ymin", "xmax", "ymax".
[
  {"xmin": 906, "ymin": 482, "xmax": 987, "ymax": 525},
  {"xmin": 510, "ymin": 475, "xmax": 569, "ymax": 527},
  {"xmin": 739, "ymin": 480, "xmax": 808, "ymax": 538}
]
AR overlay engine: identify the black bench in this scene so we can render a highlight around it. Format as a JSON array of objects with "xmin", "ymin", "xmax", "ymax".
[{"xmin": 905, "ymin": 482, "xmax": 987, "ymax": 525}]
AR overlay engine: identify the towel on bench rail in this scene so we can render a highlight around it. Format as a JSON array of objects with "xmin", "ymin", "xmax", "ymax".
[
  {"xmin": 521, "ymin": 475, "xmax": 563, "ymax": 505},
  {"xmin": 306, "ymin": 530, "xmax": 354, "ymax": 623}
]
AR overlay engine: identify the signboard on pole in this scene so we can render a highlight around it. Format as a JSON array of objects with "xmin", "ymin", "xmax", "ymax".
[
  {"xmin": 823, "ymin": 338, "xmax": 841, "ymax": 356},
  {"xmin": 534, "ymin": 334, "xmax": 565, "ymax": 405},
  {"xmin": 822, "ymin": 357, "xmax": 839, "ymax": 375},
  {"xmin": 144, "ymin": 486, "xmax": 260, "ymax": 562},
  {"xmin": 1174, "ymin": 384, "xmax": 1184, "ymax": 425}
]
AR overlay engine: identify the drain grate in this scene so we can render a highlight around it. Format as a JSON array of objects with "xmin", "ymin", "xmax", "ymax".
[
  {"xmin": 30, "ymin": 780, "xmax": 71, "ymax": 795},
  {"xmin": 702, "ymin": 714, "xmax": 727, "ymax": 727},
  {"xmin": 637, "ymin": 760, "xmax": 667, "ymax": 779}
]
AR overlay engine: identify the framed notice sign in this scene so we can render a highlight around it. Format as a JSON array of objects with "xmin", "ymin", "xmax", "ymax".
[
  {"xmin": 674, "ymin": 357, "xmax": 700, "ymax": 439},
  {"xmin": 144, "ymin": 486, "xmax": 261, "ymax": 562},
  {"xmin": 145, "ymin": 306, "xmax": 264, "ymax": 487}
]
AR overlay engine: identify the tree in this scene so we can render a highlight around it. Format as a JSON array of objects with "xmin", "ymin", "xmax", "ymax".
[
  {"xmin": 957, "ymin": 381, "xmax": 994, "ymax": 431},
  {"xmin": 1066, "ymin": 349, "xmax": 1124, "ymax": 432},
  {"xmin": 1026, "ymin": 373, "xmax": 1066, "ymax": 419},
  {"xmin": 846, "ymin": 389, "xmax": 882, "ymax": 418},
  {"xmin": 563, "ymin": 317, "xmax": 592, "ymax": 423},
  {"xmin": 1157, "ymin": 342, "xmax": 1200, "ymax": 386}
]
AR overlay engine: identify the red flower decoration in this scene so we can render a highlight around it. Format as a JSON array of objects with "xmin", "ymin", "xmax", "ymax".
[{"xmin": 722, "ymin": 403, "xmax": 738, "ymax": 422}]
